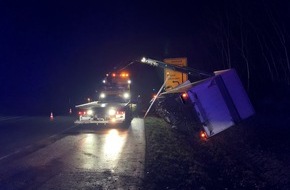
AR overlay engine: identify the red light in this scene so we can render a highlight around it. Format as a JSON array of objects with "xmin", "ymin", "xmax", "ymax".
[
  {"xmin": 78, "ymin": 111, "xmax": 82, "ymax": 115},
  {"xmin": 112, "ymin": 73, "xmax": 116, "ymax": 77},
  {"xmin": 182, "ymin": 92, "xmax": 188, "ymax": 99},
  {"xmin": 116, "ymin": 111, "xmax": 125, "ymax": 115},
  {"xmin": 200, "ymin": 131, "xmax": 207, "ymax": 139}
]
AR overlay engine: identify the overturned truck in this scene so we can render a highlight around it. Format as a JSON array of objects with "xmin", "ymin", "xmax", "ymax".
[{"xmin": 141, "ymin": 58, "xmax": 255, "ymax": 138}]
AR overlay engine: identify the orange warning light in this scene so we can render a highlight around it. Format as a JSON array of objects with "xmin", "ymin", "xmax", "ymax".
[{"xmin": 120, "ymin": 72, "xmax": 129, "ymax": 77}]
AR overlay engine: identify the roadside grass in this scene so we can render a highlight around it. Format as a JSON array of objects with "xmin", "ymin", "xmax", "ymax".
[
  {"xmin": 143, "ymin": 117, "xmax": 209, "ymax": 190},
  {"xmin": 142, "ymin": 115, "xmax": 290, "ymax": 190}
]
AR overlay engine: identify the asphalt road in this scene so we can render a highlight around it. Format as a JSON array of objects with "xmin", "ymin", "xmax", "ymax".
[{"xmin": 0, "ymin": 115, "xmax": 145, "ymax": 189}]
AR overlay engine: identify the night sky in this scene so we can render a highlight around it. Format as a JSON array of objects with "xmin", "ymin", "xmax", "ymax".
[{"xmin": 1, "ymin": 0, "xmax": 289, "ymax": 115}]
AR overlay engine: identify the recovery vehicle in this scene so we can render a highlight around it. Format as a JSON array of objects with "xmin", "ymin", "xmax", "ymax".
[{"xmin": 75, "ymin": 71, "xmax": 133, "ymax": 125}]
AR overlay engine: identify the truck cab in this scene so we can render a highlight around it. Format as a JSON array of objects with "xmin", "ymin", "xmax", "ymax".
[{"xmin": 75, "ymin": 72, "xmax": 132, "ymax": 125}]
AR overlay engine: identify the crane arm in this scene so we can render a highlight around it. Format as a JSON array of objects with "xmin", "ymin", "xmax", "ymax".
[{"xmin": 140, "ymin": 57, "xmax": 213, "ymax": 78}]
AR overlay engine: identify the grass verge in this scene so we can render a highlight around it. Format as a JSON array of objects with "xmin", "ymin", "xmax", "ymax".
[
  {"xmin": 143, "ymin": 117, "xmax": 209, "ymax": 190},
  {"xmin": 142, "ymin": 116, "xmax": 290, "ymax": 190}
]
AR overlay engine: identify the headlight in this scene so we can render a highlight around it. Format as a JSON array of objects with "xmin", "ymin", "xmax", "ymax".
[
  {"xmin": 100, "ymin": 93, "xmax": 106, "ymax": 99},
  {"xmin": 141, "ymin": 57, "xmax": 146, "ymax": 62},
  {"xmin": 87, "ymin": 110, "xmax": 93, "ymax": 115},
  {"xmin": 123, "ymin": 92, "xmax": 130, "ymax": 99},
  {"xmin": 108, "ymin": 108, "xmax": 116, "ymax": 116}
]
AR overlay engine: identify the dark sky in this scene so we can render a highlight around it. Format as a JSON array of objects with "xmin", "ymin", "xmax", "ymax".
[{"xmin": 0, "ymin": 0, "xmax": 289, "ymax": 115}]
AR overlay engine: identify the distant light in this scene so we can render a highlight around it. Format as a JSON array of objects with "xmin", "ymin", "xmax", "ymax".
[
  {"xmin": 112, "ymin": 73, "xmax": 116, "ymax": 77},
  {"xmin": 128, "ymin": 80, "xmax": 131, "ymax": 84},
  {"xmin": 102, "ymin": 80, "xmax": 106, "ymax": 83},
  {"xmin": 87, "ymin": 98, "xmax": 91, "ymax": 102}
]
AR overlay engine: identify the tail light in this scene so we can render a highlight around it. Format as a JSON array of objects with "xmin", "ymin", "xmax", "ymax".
[
  {"xmin": 180, "ymin": 92, "xmax": 190, "ymax": 104},
  {"xmin": 116, "ymin": 111, "xmax": 125, "ymax": 115},
  {"xmin": 200, "ymin": 131, "xmax": 207, "ymax": 140},
  {"xmin": 78, "ymin": 111, "xmax": 86, "ymax": 115},
  {"xmin": 182, "ymin": 92, "xmax": 188, "ymax": 99}
]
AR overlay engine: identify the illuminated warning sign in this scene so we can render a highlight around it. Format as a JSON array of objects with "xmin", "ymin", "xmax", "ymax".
[{"xmin": 164, "ymin": 57, "xmax": 188, "ymax": 91}]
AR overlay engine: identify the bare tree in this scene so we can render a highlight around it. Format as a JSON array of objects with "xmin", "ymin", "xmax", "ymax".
[{"xmin": 266, "ymin": 5, "xmax": 290, "ymax": 84}]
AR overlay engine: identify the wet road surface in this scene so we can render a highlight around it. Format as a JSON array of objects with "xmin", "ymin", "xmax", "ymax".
[{"xmin": 0, "ymin": 116, "xmax": 145, "ymax": 189}]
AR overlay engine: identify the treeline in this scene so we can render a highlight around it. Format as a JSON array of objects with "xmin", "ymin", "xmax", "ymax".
[{"xmin": 199, "ymin": 0, "xmax": 290, "ymax": 99}]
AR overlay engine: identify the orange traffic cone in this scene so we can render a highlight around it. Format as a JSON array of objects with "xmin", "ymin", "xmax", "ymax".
[{"xmin": 50, "ymin": 112, "xmax": 54, "ymax": 120}]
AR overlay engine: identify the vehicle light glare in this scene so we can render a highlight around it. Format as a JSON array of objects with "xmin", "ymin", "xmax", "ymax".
[
  {"xmin": 100, "ymin": 93, "xmax": 106, "ymax": 98},
  {"xmin": 108, "ymin": 109, "xmax": 116, "ymax": 116},
  {"xmin": 87, "ymin": 110, "xmax": 93, "ymax": 115},
  {"xmin": 128, "ymin": 80, "xmax": 131, "ymax": 84},
  {"xmin": 123, "ymin": 92, "xmax": 130, "ymax": 99}
]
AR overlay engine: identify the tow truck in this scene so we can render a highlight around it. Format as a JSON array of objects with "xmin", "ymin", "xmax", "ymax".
[
  {"xmin": 74, "ymin": 57, "xmax": 254, "ymax": 139},
  {"xmin": 75, "ymin": 71, "xmax": 132, "ymax": 125}
]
